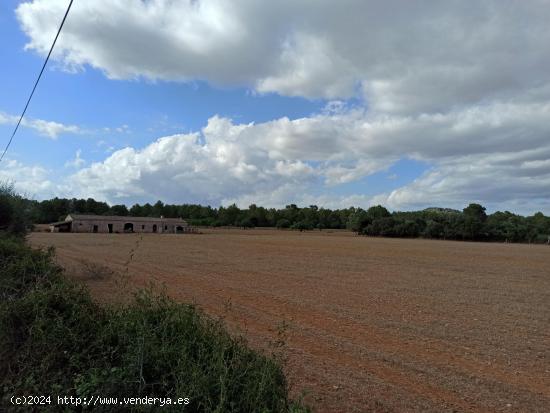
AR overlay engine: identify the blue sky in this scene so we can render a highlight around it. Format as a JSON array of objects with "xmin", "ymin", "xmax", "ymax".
[
  {"xmin": 1, "ymin": 1, "xmax": 549, "ymax": 214},
  {"xmin": 1, "ymin": 2, "xmax": 325, "ymax": 167}
]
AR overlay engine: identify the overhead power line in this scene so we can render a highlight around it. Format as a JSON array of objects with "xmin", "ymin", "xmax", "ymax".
[{"xmin": 0, "ymin": 0, "xmax": 74, "ymax": 163}]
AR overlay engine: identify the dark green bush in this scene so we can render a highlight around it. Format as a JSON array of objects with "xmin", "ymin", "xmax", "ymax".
[
  {"xmin": 0, "ymin": 182, "xmax": 31, "ymax": 236},
  {"xmin": 275, "ymin": 219, "xmax": 291, "ymax": 229},
  {"xmin": 290, "ymin": 221, "xmax": 313, "ymax": 231}
]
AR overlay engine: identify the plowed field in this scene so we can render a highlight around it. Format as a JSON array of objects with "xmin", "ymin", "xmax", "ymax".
[{"xmin": 29, "ymin": 230, "xmax": 550, "ymax": 412}]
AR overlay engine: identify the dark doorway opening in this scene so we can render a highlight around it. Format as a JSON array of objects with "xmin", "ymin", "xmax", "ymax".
[
  {"xmin": 152, "ymin": 224, "xmax": 157, "ymax": 233},
  {"xmin": 93, "ymin": 225, "xmax": 98, "ymax": 233},
  {"xmin": 57, "ymin": 222, "xmax": 71, "ymax": 232},
  {"xmin": 124, "ymin": 223, "xmax": 134, "ymax": 233},
  {"xmin": 175, "ymin": 226, "xmax": 184, "ymax": 234},
  {"xmin": 108, "ymin": 224, "xmax": 113, "ymax": 233}
]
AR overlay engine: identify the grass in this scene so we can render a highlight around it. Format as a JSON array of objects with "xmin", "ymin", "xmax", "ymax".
[{"xmin": 0, "ymin": 236, "xmax": 309, "ymax": 412}]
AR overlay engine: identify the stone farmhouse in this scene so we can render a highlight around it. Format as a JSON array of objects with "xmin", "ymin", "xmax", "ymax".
[{"xmin": 49, "ymin": 214, "xmax": 193, "ymax": 234}]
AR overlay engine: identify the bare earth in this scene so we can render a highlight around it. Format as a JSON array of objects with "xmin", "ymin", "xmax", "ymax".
[{"xmin": 29, "ymin": 229, "xmax": 550, "ymax": 413}]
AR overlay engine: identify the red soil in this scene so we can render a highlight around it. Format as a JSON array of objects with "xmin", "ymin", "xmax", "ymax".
[{"xmin": 29, "ymin": 229, "xmax": 550, "ymax": 412}]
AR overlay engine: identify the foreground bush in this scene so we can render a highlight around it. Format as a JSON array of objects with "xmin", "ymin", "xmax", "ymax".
[
  {"xmin": 0, "ymin": 237, "xmax": 307, "ymax": 412},
  {"xmin": 0, "ymin": 182, "xmax": 29, "ymax": 236}
]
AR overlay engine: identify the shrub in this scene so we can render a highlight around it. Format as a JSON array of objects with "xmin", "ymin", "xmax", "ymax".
[
  {"xmin": 0, "ymin": 182, "xmax": 30, "ymax": 236},
  {"xmin": 276, "ymin": 219, "xmax": 291, "ymax": 229},
  {"xmin": 423, "ymin": 220, "xmax": 444, "ymax": 239},
  {"xmin": 290, "ymin": 221, "xmax": 313, "ymax": 231},
  {"xmin": 362, "ymin": 217, "xmax": 397, "ymax": 237},
  {"xmin": 346, "ymin": 209, "xmax": 371, "ymax": 233},
  {"xmin": 0, "ymin": 192, "xmax": 13, "ymax": 229}
]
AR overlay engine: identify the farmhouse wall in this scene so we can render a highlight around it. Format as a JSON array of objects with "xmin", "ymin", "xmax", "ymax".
[
  {"xmin": 70, "ymin": 219, "xmax": 186, "ymax": 233},
  {"xmin": 50, "ymin": 214, "xmax": 192, "ymax": 234}
]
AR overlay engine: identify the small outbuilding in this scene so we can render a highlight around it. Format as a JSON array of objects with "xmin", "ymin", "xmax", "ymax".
[{"xmin": 49, "ymin": 214, "xmax": 193, "ymax": 234}]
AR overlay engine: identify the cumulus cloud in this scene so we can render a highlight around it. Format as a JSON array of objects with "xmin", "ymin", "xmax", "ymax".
[
  {"xmin": 66, "ymin": 101, "xmax": 550, "ymax": 213},
  {"xmin": 379, "ymin": 149, "xmax": 550, "ymax": 210},
  {"xmin": 0, "ymin": 111, "xmax": 81, "ymax": 139},
  {"xmin": 16, "ymin": 0, "xmax": 550, "ymax": 110},
  {"xmin": 14, "ymin": 0, "xmax": 550, "ymax": 212},
  {"xmin": 67, "ymin": 116, "xmax": 320, "ymax": 204},
  {"xmin": 0, "ymin": 159, "xmax": 53, "ymax": 197}
]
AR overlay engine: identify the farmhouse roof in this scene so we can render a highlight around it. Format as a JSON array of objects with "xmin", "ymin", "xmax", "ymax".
[
  {"xmin": 65, "ymin": 214, "xmax": 187, "ymax": 223},
  {"xmin": 50, "ymin": 220, "xmax": 71, "ymax": 226}
]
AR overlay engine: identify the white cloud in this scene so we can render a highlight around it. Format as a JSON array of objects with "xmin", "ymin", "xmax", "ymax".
[
  {"xmin": 67, "ymin": 116, "xmax": 322, "ymax": 204},
  {"xmin": 0, "ymin": 159, "xmax": 53, "ymax": 197},
  {"xmin": 16, "ymin": 0, "xmax": 550, "ymax": 110},
  {"xmin": 14, "ymin": 1, "xmax": 550, "ymax": 213},
  {"xmin": 377, "ymin": 150, "xmax": 550, "ymax": 214},
  {"xmin": 26, "ymin": 118, "xmax": 80, "ymax": 138},
  {"xmin": 115, "ymin": 124, "xmax": 130, "ymax": 134},
  {"xmin": 66, "ymin": 101, "xmax": 550, "ymax": 213},
  {"xmin": 0, "ymin": 111, "xmax": 80, "ymax": 139},
  {"xmin": 64, "ymin": 149, "xmax": 85, "ymax": 168}
]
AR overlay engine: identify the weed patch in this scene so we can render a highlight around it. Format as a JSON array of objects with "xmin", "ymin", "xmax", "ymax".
[{"xmin": 0, "ymin": 237, "xmax": 308, "ymax": 412}]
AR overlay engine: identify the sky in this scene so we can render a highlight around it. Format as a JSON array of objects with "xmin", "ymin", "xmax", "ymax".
[{"xmin": 1, "ymin": 0, "xmax": 549, "ymax": 214}]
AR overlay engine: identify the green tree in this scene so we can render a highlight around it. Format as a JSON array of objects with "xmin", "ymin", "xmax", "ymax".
[
  {"xmin": 291, "ymin": 220, "xmax": 313, "ymax": 231},
  {"xmin": 394, "ymin": 219, "xmax": 420, "ymax": 238},
  {"xmin": 347, "ymin": 208, "xmax": 370, "ymax": 233},
  {"xmin": 38, "ymin": 197, "xmax": 71, "ymax": 222},
  {"xmin": 463, "ymin": 203, "xmax": 487, "ymax": 240},
  {"xmin": 0, "ymin": 183, "xmax": 15, "ymax": 229},
  {"xmin": 129, "ymin": 203, "xmax": 144, "ymax": 216},
  {"xmin": 153, "ymin": 200, "xmax": 165, "ymax": 217},
  {"xmin": 71, "ymin": 198, "xmax": 87, "ymax": 213},
  {"xmin": 110, "ymin": 204, "xmax": 129, "ymax": 216},
  {"xmin": 423, "ymin": 220, "xmax": 444, "ymax": 239},
  {"xmin": 85, "ymin": 198, "xmax": 110, "ymax": 215},
  {"xmin": 363, "ymin": 217, "xmax": 396, "ymax": 236},
  {"xmin": 366, "ymin": 205, "xmax": 391, "ymax": 220},
  {"xmin": 0, "ymin": 182, "xmax": 30, "ymax": 235},
  {"xmin": 276, "ymin": 218, "xmax": 291, "ymax": 229}
]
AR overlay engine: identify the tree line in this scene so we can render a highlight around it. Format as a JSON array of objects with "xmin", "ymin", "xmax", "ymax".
[{"xmin": 1, "ymin": 185, "xmax": 549, "ymax": 244}]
